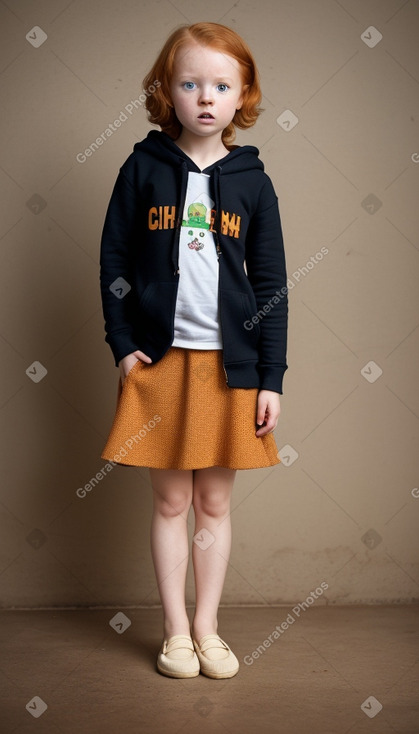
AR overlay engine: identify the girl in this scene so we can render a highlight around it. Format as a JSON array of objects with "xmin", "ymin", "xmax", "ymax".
[{"xmin": 100, "ymin": 22, "xmax": 288, "ymax": 679}]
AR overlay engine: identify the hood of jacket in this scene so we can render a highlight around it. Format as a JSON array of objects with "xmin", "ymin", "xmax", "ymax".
[{"xmin": 133, "ymin": 129, "xmax": 264, "ymax": 176}]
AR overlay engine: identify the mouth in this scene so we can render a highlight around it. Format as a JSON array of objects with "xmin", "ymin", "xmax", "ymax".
[{"xmin": 198, "ymin": 113, "xmax": 214, "ymax": 119}]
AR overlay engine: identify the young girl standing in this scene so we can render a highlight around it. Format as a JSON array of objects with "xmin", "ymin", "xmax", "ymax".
[{"xmin": 100, "ymin": 22, "xmax": 288, "ymax": 679}]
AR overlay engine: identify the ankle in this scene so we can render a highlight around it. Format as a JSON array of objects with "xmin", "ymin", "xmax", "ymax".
[
  {"xmin": 191, "ymin": 617, "xmax": 218, "ymax": 639},
  {"xmin": 163, "ymin": 618, "xmax": 191, "ymax": 639}
]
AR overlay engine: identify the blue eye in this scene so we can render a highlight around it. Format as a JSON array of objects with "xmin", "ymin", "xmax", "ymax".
[
  {"xmin": 216, "ymin": 83, "xmax": 229, "ymax": 93},
  {"xmin": 183, "ymin": 81, "xmax": 196, "ymax": 90}
]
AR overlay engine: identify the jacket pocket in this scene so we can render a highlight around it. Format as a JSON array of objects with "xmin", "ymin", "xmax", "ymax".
[
  {"xmin": 136, "ymin": 281, "xmax": 178, "ymax": 344},
  {"xmin": 242, "ymin": 292, "xmax": 261, "ymax": 340},
  {"xmin": 220, "ymin": 289, "xmax": 260, "ymax": 362}
]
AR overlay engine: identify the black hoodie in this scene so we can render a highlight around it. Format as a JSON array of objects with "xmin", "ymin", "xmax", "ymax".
[{"xmin": 100, "ymin": 130, "xmax": 288, "ymax": 393}]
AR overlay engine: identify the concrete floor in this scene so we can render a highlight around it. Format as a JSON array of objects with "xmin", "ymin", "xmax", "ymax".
[{"xmin": 1, "ymin": 605, "xmax": 418, "ymax": 733}]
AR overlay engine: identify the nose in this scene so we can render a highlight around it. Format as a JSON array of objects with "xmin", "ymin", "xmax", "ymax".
[{"xmin": 199, "ymin": 85, "xmax": 214, "ymax": 105}]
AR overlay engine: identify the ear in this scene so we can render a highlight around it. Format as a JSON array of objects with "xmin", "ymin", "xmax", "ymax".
[{"xmin": 236, "ymin": 84, "xmax": 249, "ymax": 111}]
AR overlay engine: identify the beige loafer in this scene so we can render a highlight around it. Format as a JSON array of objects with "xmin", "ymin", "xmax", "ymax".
[
  {"xmin": 157, "ymin": 634, "xmax": 200, "ymax": 678},
  {"xmin": 193, "ymin": 634, "xmax": 239, "ymax": 679}
]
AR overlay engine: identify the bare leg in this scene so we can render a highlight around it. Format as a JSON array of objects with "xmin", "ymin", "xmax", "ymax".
[
  {"xmin": 191, "ymin": 466, "xmax": 236, "ymax": 642},
  {"xmin": 149, "ymin": 468, "xmax": 193, "ymax": 639}
]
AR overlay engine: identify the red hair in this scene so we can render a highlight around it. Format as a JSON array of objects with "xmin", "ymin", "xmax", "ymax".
[{"xmin": 142, "ymin": 22, "xmax": 263, "ymax": 148}]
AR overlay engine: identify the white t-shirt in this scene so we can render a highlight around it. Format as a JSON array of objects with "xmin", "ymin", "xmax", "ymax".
[{"xmin": 172, "ymin": 172, "xmax": 223, "ymax": 349}]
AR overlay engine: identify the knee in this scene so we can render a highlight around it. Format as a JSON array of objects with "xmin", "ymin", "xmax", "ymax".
[
  {"xmin": 153, "ymin": 489, "xmax": 192, "ymax": 518},
  {"xmin": 192, "ymin": 487, "xmax": 230, "ymax": 518}
]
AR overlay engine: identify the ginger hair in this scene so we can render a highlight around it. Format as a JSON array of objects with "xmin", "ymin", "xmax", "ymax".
[{"xmin": 142, "ymin": 22, "xmax": 263, "ymax": 148}]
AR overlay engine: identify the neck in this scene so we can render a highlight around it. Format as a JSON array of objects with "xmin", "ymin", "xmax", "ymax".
[{"xmin": 173, "ymin": 131, "xmax": 229, "ymax": 170}]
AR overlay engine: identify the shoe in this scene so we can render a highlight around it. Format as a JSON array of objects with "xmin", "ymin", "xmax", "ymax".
[
  {"xmin": 192, "ymin": 634, "xmax": 239, "ymax": 679},
  {"xmin": 157, "ymin": 634, "xmax": 200, "ymax": 678}
]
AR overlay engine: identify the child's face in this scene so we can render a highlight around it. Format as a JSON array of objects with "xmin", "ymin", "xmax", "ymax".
[{"xmin": 169, "ymin": 41, "xmax": 244, "ymax": 142}]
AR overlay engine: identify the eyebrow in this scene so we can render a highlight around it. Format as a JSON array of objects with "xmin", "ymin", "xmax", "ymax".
[{"xmin": 177, "ymin": 75, "xmax": 235, "ymax": 83}]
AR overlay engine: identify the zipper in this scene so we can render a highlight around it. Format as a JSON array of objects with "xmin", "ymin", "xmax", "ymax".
[
  {"xmin": 217, "ymin": 273, "xmax": 228, "ymax": 385},
  {"xmin": 223, "ymin": 362, "xmax": 229, "ymax": 384},
  {"xmin": 173, "ymin": 215, "xmax": 182, "ymax": 275},
  {"xmin": 214, "ymin": 166, "xmax": 223, "ymax": 260},
  {"xmin": 214, "ymin": 230, "xmax": 222, "ymax": 260},
  {"xmin": 213, "ymin": 166, "xmax": 226, "ymax": 382}
]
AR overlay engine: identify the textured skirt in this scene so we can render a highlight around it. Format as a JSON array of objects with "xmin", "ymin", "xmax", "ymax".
[{"xmin": 101, "ymin": 347, "xmax": 281, "ymax": 470}]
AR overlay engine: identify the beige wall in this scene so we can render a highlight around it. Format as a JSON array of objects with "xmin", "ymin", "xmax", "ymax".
[{"xmin": 1, "ymin": 0, "xmax": 418, "ymax": 609}]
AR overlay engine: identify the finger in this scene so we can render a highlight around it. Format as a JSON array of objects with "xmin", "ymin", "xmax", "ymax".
[
  {"xmin": 255, "ymin": 415, "xmax": 277, "ymax": 437},
  {"xmin": 135, "ymin": 349, "xmax": 152, "ymax": 363},
  {"xmin": 120, "ymin": 358, "xmax": 136, "ymax": 384},
  {"xmin": 256, "ymin": 399, "xmax": 267, "ymax": 427}
]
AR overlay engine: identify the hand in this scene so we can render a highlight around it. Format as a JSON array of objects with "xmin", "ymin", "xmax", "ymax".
[
  {"xmin": 119, "ymin": 349, "xmax": 152, "ymax": 386},
  {"xmin": 255, "ymin": 389, "xmax": 281, "ymax": 437}
]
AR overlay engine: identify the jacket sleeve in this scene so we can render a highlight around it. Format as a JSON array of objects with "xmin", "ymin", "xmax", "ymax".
[
  {"xmin": 245, "ymin": 176, "xmax": 288, "ymax": 394},
  {"xmin": 99, "ymin": 164, "xmax": 140, "ymax": 366}
]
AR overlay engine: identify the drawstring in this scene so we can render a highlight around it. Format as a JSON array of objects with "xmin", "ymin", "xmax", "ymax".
[
  {"xmin": 172, "ymin": 160, "xmax": 189, "ymax": 274},
  {"xmin": 212, "ymin": 166, "xmax": 223, "ymax": 259}
]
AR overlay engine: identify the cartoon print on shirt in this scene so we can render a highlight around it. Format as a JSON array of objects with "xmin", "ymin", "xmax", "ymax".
[
  {"xmin": 187, "ymin": 237, "xmax": 203, "ymax": 251},
  {"xmin": 183, "ymin": 202, "xmax": 210, "ymax": 229},
  {"xmin": 183, "ymin": 194, "xmax": 213, "ymax": 252}
]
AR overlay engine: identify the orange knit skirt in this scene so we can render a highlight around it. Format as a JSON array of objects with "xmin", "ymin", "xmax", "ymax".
[{"xmin": 101, "ymin": 347, "xmax": 281, "ymax": 470}]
